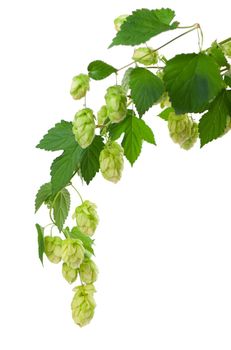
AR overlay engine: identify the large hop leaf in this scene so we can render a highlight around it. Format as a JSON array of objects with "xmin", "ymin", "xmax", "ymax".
[
  {"xmin": 72, "ymin": 108, "xmax": 95, "ymax": 149},
  {"xmin": 72, "ymin": 201, "xmax": 99, "ymax": 237},
  {"xmin": 105, "ymin": 85, "xmax": 127, "ymax": 123},
  {"xmin": 44, "ymin": 236, "xmax": 63, "ymax": 264},
  {"xmin": 62, "ymin": 238, "xmax": 85, "ymax": 269},
  {"xmin": 99, "ymin": 141, "xmax": 124, "ymax": 183},
  {"xmin": 71, "ymin": 284, "xmax": 96, "ymax": 327}
]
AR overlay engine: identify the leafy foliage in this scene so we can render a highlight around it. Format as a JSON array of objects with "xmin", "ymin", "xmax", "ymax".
[
  {"xmin": 208, "ymin": 41, "xmax": 229, "ymax": 68},
  {"xmin": 35, "ymin": 182, "xmax": 52, "ymax": 212},
  {"xmin": 36, "ymin": 224, "xmax": 45, "ymax": 265},
  {"xmin": 70, "ymin": 227, "xmax": 95, "ymax": 255},
  {"xmin": 88, "ymin": 60, "xmax": 117, "ymax": 80},
  {"xmin": 130, "ymin": 67, "xmax": 164, "ymax": 117},
  {"xmin": 163, "ymin": 53, "xmax": 224, "ymax": 114},
  {"xmin": 158, "ymin": 107, "xmax": 175, "ymax": 121},
  {"xmin": 53, "ymin": 188, "xmax": 71, "ymax": 231},
  {"xmin": 109, "ymin": 8, "xmax": 178, "ymax": 47}
]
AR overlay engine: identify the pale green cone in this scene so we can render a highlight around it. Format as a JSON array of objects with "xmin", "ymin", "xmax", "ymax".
[
  {"xmin": 99, "ymin": 141, "xmax": 124, "ymax": 183},
  {"xmin": 132, "ymin": 47, "xmax": 158, "ymax": 66},
  {"xmin": 72, "ymin": 108, "xmax": 95, "ymax": 149},
  {"xmin": 79, "ymin": 259, "xmax": 98, "ymax": 284},
  {"xmin": 44, "ymin": 236, "xmax": 63, "ymax": 264},
  {"xmin": 114, "ymin": 15, "xmax": 128, "ymax": 31},
  {"xmin": 168, "ymin": 112, "xmax": 198, "ymax": 150},
  {"xmin": 70, "ymin": 74, "xmax": 90, "ymax": 100},
  {"xmin": 97, "ymin": 105, "xmax": 108, "ymax": 125},
  {"xmin": 71, "ymin": 284, "xmax": 96, "ymax": 327},
  {"xmin": 105, "ymin": 86, "xmax": 127, "ymax": 123},
  {"xmin": 222, "ymin": 41, "xmax": 231, "ymax": 58},
  {"xmin": 159, "ymin": 92, "xmax": 171, "ymax": 109},
  {"xmin": 62, "ymin": 263, "xmax": 78, "ymax": 284},
  {"xmin": 62, "ymin": 238, "xmax": 85, "ymax": 269},
  {"xmin": 73, "ymin": 200, "xmax": 99, "ymax": 236}
]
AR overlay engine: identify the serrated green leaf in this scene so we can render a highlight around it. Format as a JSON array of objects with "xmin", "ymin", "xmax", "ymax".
[
  {"xmin": 53, "ymin": 188, "xmax": 71, "ymax": 231},
  {"xmin": 130, "ymin": 67, "xmax": 164, "ymax": 117},
  {"xmin": 50, "ymin": 144, "xmax": 84, "ymax": 195},
  {"xmin": 208, "ymin": 41, "xmax": 229, "ymax": 68},
  {"xmin": 163, "ymin": 53, "xmax": 224, "ymax": 114},
  {"xmin": 36, "ymin": 223, "xmax": 45, "ymax": 265},
  {"xmin": 80, "ymin": 136, "xmax": 104, "ymax": 184},
  {"xmin": 35, "ymin": 182, "xmax": 52, "ymax": 212},
  {"xmin": 199, "ymin": 90, "xmax": 231, "ymax": 147},
  {"xmin": 36, "ymin": 120, "xmax": 76, "ymax": 151},
  {"xmin": 70, "ymin": 227, "xmax": 95, "ymax": 255},
  {"xmin": 109, "ymin": 8, "xmax": 178, "ymax": 47},
  {"xmin": 224, "ymin": 73, "xmax": 231, "ymax": 88},
  {"xmin": 88, "ymin": 60, "xmax": 117, "ymax": 80},
  {"xmin": 158, "ymin": 107, "xmax": 175, "ymax": 121}
]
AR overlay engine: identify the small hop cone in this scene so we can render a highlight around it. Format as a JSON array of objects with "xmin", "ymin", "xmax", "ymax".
[
  {"xmin": 105, "ymin": 86, "xmax": 127, "ymax": 123},
  {"xmin": 73, "ymin": 200, "xmax": 99, "ymax": 236},
  {"xmin": 44, "ymin": 236, "xmax": 63, "ymax": 264},
  {"xmin": 97, "ymin": 105, "xmax": 108, "ymax": 125},
  {"xmin": 168, "ymin": 112, "xmax": 198, "ymax": 150},
  {"xmin": 79, "ymin": 259, "xmax": 98, "ymax": 284},
  {"xmin": 71, "ymin": 284, "xmax": 96, "ymax": 327},
  {"xmin": 221, "ymin": 41, "xmax": 231, "ymax": 58},
  {"xmin": 132, "ymin": 47, "xmax": 158, "ymax": 66},
  {"xmin": 159, "ymin": 92, "xmax": 171, "ymax": 109},
  {"xmin": 114, "ymin": 14, "xmax": 128, "ymax": 31},
  {"xmin": 70, "ymin": 74, "xmax": 90, "ymax": 100},
  {"xmin": 99, "ymin": 141, "xmax": 124, "ymax": 183},
  {"xmin": 62, "ymin": 263, "xmax": 78, "ymax": 284},
  {"xmin": 72, "ymin": 108, "xmax": 95, "ymax": 149},
  {"xmin": 62, "ymin": 238, "xmax": 85, "ymax": 269}
]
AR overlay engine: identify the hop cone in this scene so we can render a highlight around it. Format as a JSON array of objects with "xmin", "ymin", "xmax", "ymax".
[
  {"xmin": 62, "ymin": 262, "xmax": 78, "ymax": 284},
  {"xmin": 222, "ymin": 41, "xmax": 231, "ymax": 58},
  {"xmin": 168, "ymin": 112, "xmax": 198, "ymax": 150},
  {"xmin": 97, "ymin": 105, "xmax": 108, "ymax": 125},
  {"xmin": 70, "ymin": 74, "xmax": 90, "ymax": 100},
  {"xmin": 79, "ymin": 259, "xmax": 98, "ymax": 284},
  {"xmin": 99, "ymin": 141, "xmax": 124, "ymax": 183},
  {"xmin": 44, "ymin": 236, "xmax": 63, "ymax": 264},
  {"xmin": 62, "ymin": 238, "xmax": 85, "ymax": 269},
  {"xmin": 114, "ymin": 14, "xmax": 128, "ymax": 31},
  {"xmin": 73, "ymin": 200, "xmax": 99, "ymax": 236},
  {"xmin": 132, "ymin": 47, "xmax": 158, "ymax": 66},
  {"xmin": 72, "ymin": 108, "xmax": 95, "ymax": 149},
  {"xmin": 71, "ymin": 284, "xmax": 96, "ymax": 327},
  {"xmin": 105, "ymin": 86, "xmax": 127, "ymax": 123}
]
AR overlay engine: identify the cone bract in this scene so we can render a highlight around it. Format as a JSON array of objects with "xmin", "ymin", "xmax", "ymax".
[
  {"xmin": 62, "ymin": 238, "xmax": 85, "ymax": 269},
  {"xmin": 71, "ymin": 284, "xmax": 96, "ymax": 327},
  {"xmin": 44, "ymin": 236, "xmax": 63, "ymax": 264},
  {"xmin": 79, "ymin": 259, "xmax": 98, "ymax": 284},
  {"xmin": 105, "ymin": 86, "xmax": 127, "ymax": 123},
  {"xmin": 114, "ymin": 15, "xmax": 128, "ymax": 31},
  {"xmin": 72, "ymin": 108, "xmax": 95, "ymax": 149},
  {"xmin": 99, "ymin": 141, "xmax": 124, "ymax": 183},
  {"xmin": 97, "ymin": 105, "xmax": 108, "ymax": 125},
  {"xmin": 70, "ymin": 74, "xmax": 90, "ymax": 100}
]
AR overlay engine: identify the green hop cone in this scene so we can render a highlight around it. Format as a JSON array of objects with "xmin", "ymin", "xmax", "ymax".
[
  {"xmin": 62, "ymin": 238, "xmax": 85, "ymax": 269},
  {"xmin": 70, "ymin": 74, "xmax": 90, "ymax": 100},
  {"xmin": 79, "ymin": 259, "xmax": 98, "ymax": 284},
  {"xmin": 71, "ymin": 284, "xmax": 96, "ymax": 327},
  {"xmin": 114, "ymin": 14, "xmax": 128, "ymax": 31},
  {"xmin": 105, "ymin": 86, "xmax": 127, "ymax": 123},
  {"xmin": 73, "ymin": 200, "xmax": 99, "ymax": 236},
  {"xmin": 221, "ymin": 41, "xmax": 231, "ymax": 58},
  {"xmin": 168, "ymin": 112, "xmax": 198, "ymax": 150},
  {"xmin": 97, "ymin": 105, "xmax": 108, "ymax": 125},
  {"xmin": 132, "ymin": 47, "xmax": 158, "ymax": 66},
  {"xmin": 44, "ymin": 236, "xmax": 63, "ymax": 264},
  {"xmin": 62, "ymin": 262, "xmax": 78, "ymax": 284},
  {"xmin": 99, "ymin": 141, "xmax": 124, "ymax": 183},
  {"xmin": 159, "ymin": 92, "xmax": 171, "ymax": 109},
  {"xmin": 72, "ymin": 108, "xmax": 95, "ymax": 149}
]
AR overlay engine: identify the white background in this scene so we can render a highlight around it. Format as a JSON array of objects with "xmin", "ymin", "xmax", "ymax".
[{"xmin": 0, "ymin": 0, "xmax": 231, "ymax": 349}]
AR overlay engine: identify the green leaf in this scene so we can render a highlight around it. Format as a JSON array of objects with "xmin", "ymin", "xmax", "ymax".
[
  {"xmin": 36, "ymin": 223, "xmax": 45, "ymax": 265},
  {"xmin": 36, "ymin": 120, "xmax": 76, "ymax": 151},
  {"xmin": 163, "ymin": 53, "xmax": 224, "ymax": 114},
  {"xmin": 130, "ymin": 67, "xmax": 164, "ymax": 117},
  {"xmin": 158, "ymin": 107, "xmax": 175, "ymax": 121},
  {"xmin": 109, "ymin": 110, "xmax": 155, "ymax": 165},
  {"xmin": 70, "ymin": 227, "xmax": 95, "ymax": 255},
  {"xmin": 109, "ymin": 8, "xmax": 178, "ymax": 47},
  {"xmin": 50, "ymin": 144, "xmax": 84, "ymax": 195},
  {"xmin": 35, "ymin": 182, "xmax": 52, "ymax": 212},
  {"xmin": 199, "ymin": 90, "xmax": 231, "ymax": 147},
  {"xmin": 88, "ymin": 60, "xmax": 117, "ymax": 80},
  {"xmin": 80, "ymin": 136, "xmax": 104, "ymax": 184},
  {"xmin": 53, "ymin": 188, "xmax": 70, "ymax": 231},
  {"xmin": 208, "ymin": 41, "xmax": 229, "ymax": 68},
  {"xmin": 224, "ymin": 73, "xmax": 231, "ymax": 88}
]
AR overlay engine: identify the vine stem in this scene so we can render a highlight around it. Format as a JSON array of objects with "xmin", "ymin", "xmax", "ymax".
[
  {"xmin": 117, "ymin": 25, "xmax": 199, "ymax": 72},
  {"xmin": 219, "ymin": 37, "xmax": 231, "ymax": 46},
  {"xmin": 69, "ymin": 182, "xmax": 84, "ymax": 203}
]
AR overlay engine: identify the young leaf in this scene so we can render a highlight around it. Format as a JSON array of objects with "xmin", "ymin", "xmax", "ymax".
[
  {"xmin": 163, "ymin": 53, "xmax": 224, "ymax": 114},
  {"xmin": 80, "ymin": 136, "xmax": 104, "ymax": 184},
  {"xmin": 36, "ymin": 120, "xmax": 76, "ymax": 151},
  {"xmin": 130, "ymin": 67, "xmax": 164, "ymax": 117},
  {"xmin": 36, "ymin": 223, "xmax": 45, "ymax": 265},
  {"xmin": 109, "ymin": 8, "xmax": 178, "ymax": 47},
  {"xmin": 70, "ymin": 226, "xmax": 95, "ymax": 255},
  {"xmin": 88, "ymin": 60, "xmax": 117, "ymax": 80},
  {"xmin": 53, "ymin": 188, "xmax": 71, "ymax": 232},
  {"xmin": 158, "ymin": 107, "xmax": 175, "ymax": 121},
  {"xmin": 199, "ymin": 90, "xmax": 231, "ymax": 147},
  {"xmin": 35, "ymin": 182, "xmax": 52, "ymax": 212}
]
